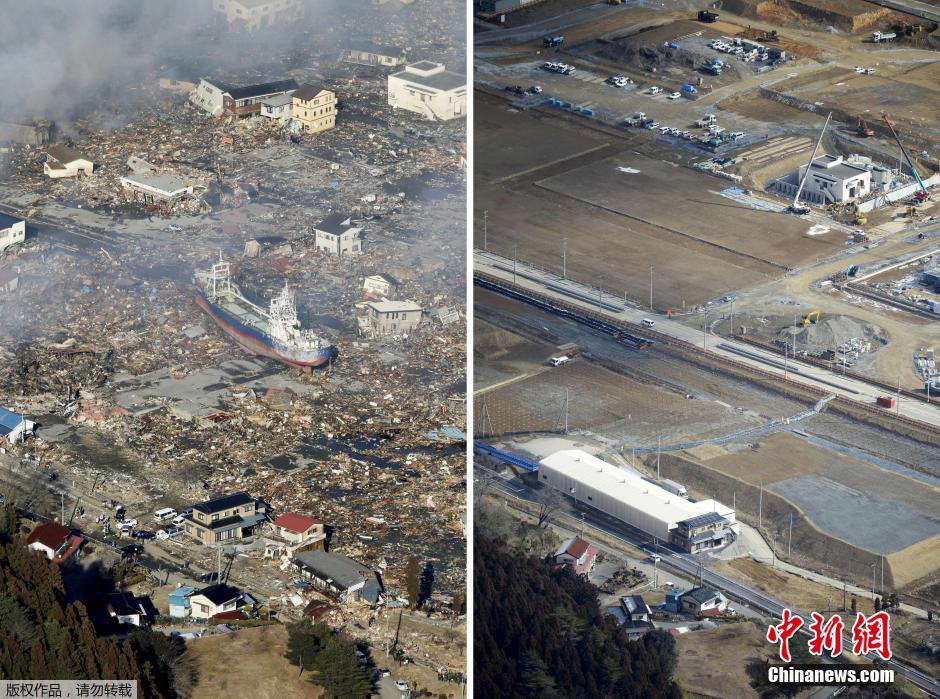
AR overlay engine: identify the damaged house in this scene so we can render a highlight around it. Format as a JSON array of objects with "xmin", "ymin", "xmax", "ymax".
[
  {"xmin": 292, "ymin": 551, "xmax": 383, "ymax": 604},
  {"xmin": 43, "ymin": 144, "xmax": 94, "ymax": 179},
  {"xmin": 342, "ymin": 41, "xmax": 407, "ymax": 68},
  {"xmin": 0, "ymin": 214, "xmax": 25, "ymax": 252},
  {"xmin": 264, "ymin": 512, "xmax": 327, "ymax": 558},
  {"xmin": 190, "ymin": 78, "xmax": 299, "ymax": 119},
  {"xmin": 212, "ymin": 0, "xmax": 304, "ymax": 32},
  {"xmin": 314, "ymin": 213, "xmax": 361, "ymax": 256},
  {"xmin": 119, "ymin": 173, "xmax": 195, "ymax": 206},
  {"xmin": 388, "ymin": 61, "xmax": 466, "ymax": 121},
  {"xmin": 291, "ymin": 84, "xmax": 337, "ymax": 135},
  {"xmin": 366, "ymin": 300, "xmax": 423, "ymax": 337},
  {"xmin": 363, "ymin": 273, "xmax": 398, "ymax": 299}
]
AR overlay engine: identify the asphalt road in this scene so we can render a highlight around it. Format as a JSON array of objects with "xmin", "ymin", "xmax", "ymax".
[{"xmin": 475, "ymin": 248, "xmax": 940, "ymax": 428}]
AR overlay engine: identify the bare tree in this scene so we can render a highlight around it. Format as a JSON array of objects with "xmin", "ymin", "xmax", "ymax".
[{"xmin": 536, "ymin": 488, "xmax": 565, "ymax": 528}]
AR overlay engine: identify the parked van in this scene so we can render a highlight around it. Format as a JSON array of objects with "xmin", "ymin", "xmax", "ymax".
[
  {"xmin": 549, "ymin": 356, "xmax": 570, "ymax": 367},
  {"xmin": 154, "ymin": 507, "xmax": 177, "ymax": 522},
  {"xmin": 641, "ymin": 318, "xmax": 655, "ymax": 328}
]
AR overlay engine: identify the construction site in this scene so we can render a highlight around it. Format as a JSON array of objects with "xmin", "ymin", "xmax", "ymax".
[
  {"xmin": 475, "ymin": 0, "xmax": 940, "ymax": 693},
  {"xmin": 0, "ymin": 0, "xmax": 466, "ymax": 691}
]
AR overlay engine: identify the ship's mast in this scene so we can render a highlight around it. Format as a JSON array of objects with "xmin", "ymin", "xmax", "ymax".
[{"xmin": 209, "ymin": 252, "xmax": 232, "ymax": 300}]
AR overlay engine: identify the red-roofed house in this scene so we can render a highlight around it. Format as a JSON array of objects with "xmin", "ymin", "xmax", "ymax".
[
  {"xmin": 552, "ymin": 536, "xmax": 599, "ymax": 576},
  {"xmin": 26, "ymin": 522, "xmax": 84, "ymax": 565},
  {"xmin": 265, "ymin": 512, "xmax": 326, "ymax": 558}
]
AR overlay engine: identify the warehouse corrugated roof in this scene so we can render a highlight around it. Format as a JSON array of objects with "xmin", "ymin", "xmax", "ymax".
[{"xmin": 539, "ymin": 450, "xmax": 734, "ymax": 527}]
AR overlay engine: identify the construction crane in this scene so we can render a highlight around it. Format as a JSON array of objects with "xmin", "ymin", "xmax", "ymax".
[
  {"xmin": 790, "ymin": 112, "xmax": 832, "ymax": 215},
  {"xmin": 881, "ymin": 114, "xmax": 930, "ymax": 202},
  {"xmin": 856, "ymin": 115, "xmax": 874, "ymax": 137}
]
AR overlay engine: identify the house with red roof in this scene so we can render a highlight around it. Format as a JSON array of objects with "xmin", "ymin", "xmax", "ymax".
[
  {"xmin": 26, "ymin": 522, "xmax": 84, "ymax": 565},
  {"xmin": 264, "ymin": 512, "xmax": 326, "ymax": 558},
  {"xmin": 552, "ymin": 536, "xmax": 599, "ymax": 576}
]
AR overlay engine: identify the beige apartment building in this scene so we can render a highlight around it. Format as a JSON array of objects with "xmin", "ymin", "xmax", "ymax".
[{"xmin": 292, "ymin": 84, "xmax": 337, "ymax": 135}]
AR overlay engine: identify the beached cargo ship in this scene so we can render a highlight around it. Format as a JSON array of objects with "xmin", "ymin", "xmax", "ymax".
[{"xmin": 194, "ymin": 256, "xmax": 336, "ymax": 370}]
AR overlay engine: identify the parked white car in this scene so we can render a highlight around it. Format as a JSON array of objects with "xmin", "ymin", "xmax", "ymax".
[{"xmin": 667, "ymin": 91, "xmax": 681, "ymax": 100}]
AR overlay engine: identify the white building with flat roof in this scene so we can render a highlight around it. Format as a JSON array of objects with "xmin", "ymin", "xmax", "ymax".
[
  {"xmin": 538, "ymin": 450, "xmax": 735, "ymax": 542},
  {"xmin": 120, "ymin": 174, "xmax": 194, "ymax": 205},
  {"xmin": 388, "ymin": 61, "xmax": 466, "ymax": 121},
  {"xmin": 797, "ymin": 154, "xmax": 871, "ymax": 203}
]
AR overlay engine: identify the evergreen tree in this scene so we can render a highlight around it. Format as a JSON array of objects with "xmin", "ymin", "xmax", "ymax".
[{"xmin": 405, "ymin": 556, "xmax": 421, "ymax": 611}]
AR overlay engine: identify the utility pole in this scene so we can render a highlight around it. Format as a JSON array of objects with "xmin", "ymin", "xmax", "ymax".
[
  {"xmin": 881, "ymin": 554, "xmax": 884, "ymax": 596},
  {"xmin": 788, "ymin": 512, "xmax": 793, "ymax": 559},
  {"xmin": 896, "ymin": 377, "xmax": 901, "ymax": 416},
  {"xmin": 562, "ymin": 238, "xmax": 567, "ymax": 279},
  {"xmin": 60, "ymin": 493, "xmax": 64, "ymax": 523},
  {"xmin": 758, "ymin": 482, "xmax": 763, "ymax": 528},
  {"xmin": 656, "ymin": 436, "xmax": 661, "ymax": 480},
  {"xmin": 563, "ymin": 388, "xmax": 569, "ymax": 434},
  {"xmin": 512, "ymin": 244, "xmax": 517, "ymax": 285},
  {"xmin": 483, "ymin": 210, "xmax": 488, "ymax": 251},
  {"xmin": 703, "ymin": 312, "xmax": 708, "ymax": 351},
  {"xmin": 843, "ymin": 581, "xmax": 847, "ymax": 612},
  {"xmin": 649, "ymin": 264, "xmax": 654, "ymax": 311},
  {"xmin": 729, "ymin": 296, "xmax": 734, "ymax": 338},
  {"xmin": 872, "ymin": 564, "xmax": 876, "ymax": 601}
]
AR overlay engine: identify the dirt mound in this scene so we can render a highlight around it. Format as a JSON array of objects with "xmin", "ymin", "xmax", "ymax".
[{"xmin": 776, "ymin": 315, "xmax": 887, "ymax": 355}]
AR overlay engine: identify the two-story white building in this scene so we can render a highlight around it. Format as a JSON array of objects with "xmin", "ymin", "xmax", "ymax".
[
  {"xmin": 0, "ymin": 213, "xmax": 26, "ymax": 252},
  {"xmin": 314, "ymin": 214, "xmax": 362, "ymax": 256},
  {"xmin": 388, "ymin": 61, "xmax": 466, "ymax": 121}
]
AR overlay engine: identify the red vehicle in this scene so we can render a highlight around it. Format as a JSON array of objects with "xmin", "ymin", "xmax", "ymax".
[{"xmin": 876, "ymin": 396, "xmax": 896, "ymax": 409}]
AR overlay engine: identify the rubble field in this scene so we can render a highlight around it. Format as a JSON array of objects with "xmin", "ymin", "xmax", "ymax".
[{"xmin": 0, "ymin": 0, "xmax": 467, "ymax": 678}]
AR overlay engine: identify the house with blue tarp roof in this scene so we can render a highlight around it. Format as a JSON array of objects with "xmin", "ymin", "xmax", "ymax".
[{"xmin": 0, "ymin": 407, "xmax": 33, "ymax": 443}]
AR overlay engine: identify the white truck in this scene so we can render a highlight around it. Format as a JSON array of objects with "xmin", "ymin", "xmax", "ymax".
[
  {"xmin": 872, "ymin": 31, "xmax": 896, "ymax": 42},
  {"xmin": 549, "ymin": 356, "xmax": 570, "ymax": 367}
]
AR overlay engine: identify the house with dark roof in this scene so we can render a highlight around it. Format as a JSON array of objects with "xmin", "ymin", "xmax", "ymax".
[
  {"xmin": 190, "ymin": 78, "xmax": 298, "ymax": 118},
  {"xmin": 669, "ymin": 511, "xmax": 734, "ymax": 553},
  {"xmin": 0, "ymin": 407, "xmax": 34, "ymax": 444},
  {"xmin": 314, "ymin": 213, "xmax": 361, "ymax": 256},
  {"xmin": 388, "ymin": 62, "xmax": 466, "ymax": 121},
  {"xmin": 106, "ymin": 592, "xmax": 148, "ymax": 627},
  {"xmin": 44, "ymin": 144, "xmax": 93, "ymax": 179},
  {"xmin": 292, "ymin": 84, "xmax": 336, "ymax": 135},
  {"xmin": 679, "ymin": 587, "xmax": 729, "ymax": 615},
  {"xmin": 608, "ymin": 594, "xmax": 655, "ymax": 639},
  {"xmin": 26, "ymin": 522, "xmax": 83, "ymax": 565},
  {"xmin": 552, "ymin": 536, "xmax": 599, "ymax": 576},
  {"xmin": 342, "ymin": 41, "xmax": 406, "ymax": 68},
  {"xmin": 189, "ymin": 583, "xmax": 252, "ymax": 620},
  {"xmin": 182, "ymin": 491, "xmax": 267, "ymax": 545},
  {"xmin": 0, "ymin": 213, "xmax": 25, "ymax": 252},
  {"xmin": 292, "ymin": 552, "xmax": 383, "ymax": 604}
]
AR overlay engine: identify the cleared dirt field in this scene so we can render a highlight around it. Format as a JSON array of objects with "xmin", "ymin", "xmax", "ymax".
[
  {"xmin": 188, "ymin": 625, "xmax": 323, "ymax": 699},
  {"xmin": 474, "ymin": 94, "xmax": 844, "ymax": 309},
  {"xmin": 475, "ymin": 348, "xmax": 762, "ymax": 442},
  {"xmin": 674, "ymin": 622, "xmax": 778, "ymax": 699}
]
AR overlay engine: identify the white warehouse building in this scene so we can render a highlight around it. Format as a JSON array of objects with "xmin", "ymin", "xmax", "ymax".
[{"xmin": 538, "ymin": 450, "xmax": 736, "ymax": 543}]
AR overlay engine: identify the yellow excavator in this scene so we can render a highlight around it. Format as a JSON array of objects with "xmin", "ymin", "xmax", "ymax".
[{"xmin": 800, "ymin": 310, "xmax": 821, "ymax": 325}]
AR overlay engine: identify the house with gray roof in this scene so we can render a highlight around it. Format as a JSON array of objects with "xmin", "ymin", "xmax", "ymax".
[{"xmin": 292, "ymin": 551, "xmax": 383, "ymax": 604}]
